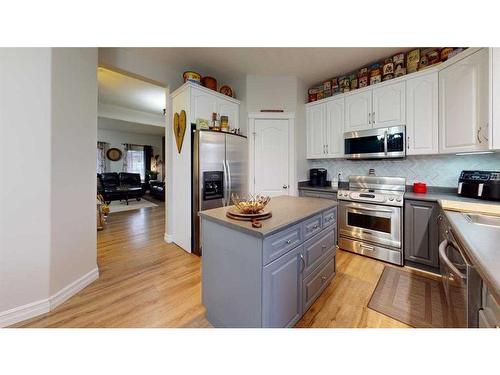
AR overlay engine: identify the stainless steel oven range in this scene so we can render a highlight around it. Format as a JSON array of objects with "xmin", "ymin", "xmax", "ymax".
[{"xmin": 337, "ymin": 175, "xmax": 406, "ymax": 265}]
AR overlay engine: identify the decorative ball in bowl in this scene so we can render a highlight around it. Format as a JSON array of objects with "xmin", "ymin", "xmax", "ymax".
[{"xmin": 231, "ymin": 193, "xmax": 271, "ymax": 214}]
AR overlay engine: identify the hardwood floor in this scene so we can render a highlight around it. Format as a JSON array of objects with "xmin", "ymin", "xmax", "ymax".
[{"xmin": 16, "ymin": 198, "xmax": 418, "ymax": 328}]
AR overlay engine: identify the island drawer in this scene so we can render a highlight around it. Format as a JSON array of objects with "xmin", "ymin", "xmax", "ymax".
[
  {"xmin": 302, "ymin": 254, "xmax": 336, "ymax": 312},
  {"xmin": 303, "ymin": 228, "xmax": 336, "ymax": 277},
  {"xmin": 263, "ymin": 223, "xmax": 303, "ymax": 265},
  {"xmin": 303, "ymin": 214, "xmax": 323, "ymax": 240},
  {"xmin": 322, "ymin": 208, "xmax": 336, "ymax": 229}
]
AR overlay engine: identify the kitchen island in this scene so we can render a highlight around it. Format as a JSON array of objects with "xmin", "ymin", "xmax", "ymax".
[{"xmin": 199, "ymin": 195, "xmax": 338, "ymax": 328}]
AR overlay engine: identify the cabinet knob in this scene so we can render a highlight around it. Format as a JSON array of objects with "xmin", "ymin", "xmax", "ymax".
[
  {"xmin": 286, "ymin": 239, "xmax": 292, "ymax": 244},
  {"xmin": 283, "ymin": 185, "xmax": 288, "ymax": 189}
]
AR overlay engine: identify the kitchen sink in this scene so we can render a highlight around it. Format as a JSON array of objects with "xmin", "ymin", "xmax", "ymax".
[{"xmin": 463, "ymin": 213, "xmax": 500, "ymax": 228}]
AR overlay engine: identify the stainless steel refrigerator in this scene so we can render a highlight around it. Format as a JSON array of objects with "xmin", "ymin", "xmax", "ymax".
[{"xmin": 192, "ymin": 127, "xmax": 248, "ymax": 254}]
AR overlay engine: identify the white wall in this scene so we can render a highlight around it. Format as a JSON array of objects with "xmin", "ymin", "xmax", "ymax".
[
  {"xmin": 50, "ymin": 48, "xmax": 99, "ymax": 297},
  {"xmin": 0, "ymin": 48, "xmax": 99, "ymax": 326},
  {"xmin": 0, "ymin": 48, "xmax": 52, "ymax": 317},
  {"xmin": 97, "ymin": 126, "xmax": 164, "ymax": 176}
]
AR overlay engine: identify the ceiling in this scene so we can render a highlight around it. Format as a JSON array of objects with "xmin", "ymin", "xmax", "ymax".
[
  {"xmin": 123, "ymin": 47, "xmax": 412, "ymax": 86},
  {"xmin": 98, "ymin": 117, "xmax": 165, "ymax": 136},
  {"xmin": 98, "ymin": 67, "xmax": 166, "ymax": 114}
]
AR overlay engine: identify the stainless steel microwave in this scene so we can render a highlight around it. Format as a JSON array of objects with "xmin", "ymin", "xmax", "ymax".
[{"xmin": 344, "ymin": 125, "xmax": 406, "ymax": 159}]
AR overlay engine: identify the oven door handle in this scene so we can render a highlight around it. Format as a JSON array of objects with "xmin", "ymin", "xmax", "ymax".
[
  {"xmin": 438, "ymin": 239, "xmax": 466, "ymax": 281},
  {"xmin": 343, "ymin": 203, "xmax": 393, "ymax": 213}
]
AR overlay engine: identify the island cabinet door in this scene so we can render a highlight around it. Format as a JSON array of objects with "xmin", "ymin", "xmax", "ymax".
[{"xmin": 262, "ymin": 245, "xmax": 304, "ymax": 328}]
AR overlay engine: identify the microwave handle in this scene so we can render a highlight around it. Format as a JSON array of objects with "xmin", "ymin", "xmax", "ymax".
[
  {"xmin": 384, "ymin": 130, "xmax": 388, "ymax": 155},
  {"xmin": 438, "ymin": 239, "xmax": 466, "ymax": 280}
]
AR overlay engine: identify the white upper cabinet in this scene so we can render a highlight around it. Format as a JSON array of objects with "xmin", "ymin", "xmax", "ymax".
[
  {"xmin": 344, "ymin": 90, "xmax": 372, "ymax": 131},
  {"xmin": 439, "ymin": 48, "xmax": 490, "ymax": 153},
  {"xmin": 189, "ymin": 85, "xmax": 240, "ymax": 131},
  {"xmin": 217, "ymin": 99, "xmax": 239, "ymax": 130},
  {"xmin": 406, "ymin": 72, "xmax": 439, "ymax": 155},
  {"xmin": 191, "ymin": 87, "xmax": 218, "ymax": 123},
  {"xmin": 372, "ymin": 81, "xmax": 406, "ymax": 128},
  {"xmin": 325, "ymin": 98, "xmax": 344, "ymax": 158},
  {"xmin": 306, "ymin": 103, "xmax": 326, "ymax": 159}
]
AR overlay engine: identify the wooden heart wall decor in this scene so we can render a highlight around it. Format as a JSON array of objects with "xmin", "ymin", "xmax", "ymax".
[{"xmin": 173, "ymin": 110, "xmax": 187, "ymax": 153}]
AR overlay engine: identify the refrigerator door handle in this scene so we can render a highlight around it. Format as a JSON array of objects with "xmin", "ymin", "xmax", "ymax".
[
  {"xmin": 226, "ymin": 159, "xmax": 232, "ymax": 205},
  {"xmin": 222, "ymin": 160, "xmax": 229, "ymax": 206}
]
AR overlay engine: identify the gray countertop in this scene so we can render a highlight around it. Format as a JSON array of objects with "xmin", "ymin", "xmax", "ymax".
[
  {"xmin": 442, "ymin": 208, "xmax": 500, "ymax": 303},
  {"xmin": 199, "ymin": 195, "xmax": 338, "ymax": 238}
]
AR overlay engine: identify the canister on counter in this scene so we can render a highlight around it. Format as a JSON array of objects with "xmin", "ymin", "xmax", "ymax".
[
  {"xmin": 369, "ymin": 64, "xmax": 382, "ymax": 86},
  {"xmin": 406, "ymin": 49, "xmax": 420, "ymax": 73}
]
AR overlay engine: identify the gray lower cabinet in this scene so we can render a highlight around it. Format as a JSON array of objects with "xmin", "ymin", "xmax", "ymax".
[
  {"xmin": 202, "ymin": 205, "xmax": 337, "ymax": 328},
  {"xmin": 299, "ymin": 190, "xmax": 337, "ymax": 200},
  {"xmin": 262, "ymin": 245, "xmax": 304, "ymax": 328},
  {"xmin": 479, "ymin": 283, "xmax": 500, "ymax": 328},
  {"xmin": 404, "ymin": 199, "xmax": 439, "ymax": 270}
]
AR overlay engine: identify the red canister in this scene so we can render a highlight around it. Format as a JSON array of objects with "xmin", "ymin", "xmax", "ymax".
[{"xmin": 413, "ymin": 182, "xmax": 427, "ymax": 194}]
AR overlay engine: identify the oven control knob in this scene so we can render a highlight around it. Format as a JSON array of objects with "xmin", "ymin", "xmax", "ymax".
[
  {"xmin": 389, "ymin": 197, "xmax": 394, "ymax": 201},
  {"xmin": 396, "ymin": 197, "xmax": 401, "ymax": 202}
]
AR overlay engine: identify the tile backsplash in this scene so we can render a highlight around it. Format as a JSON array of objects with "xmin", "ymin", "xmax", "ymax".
[{"xmin": 309, "ymin": 153, "xmax": 500, "ymax": 187}]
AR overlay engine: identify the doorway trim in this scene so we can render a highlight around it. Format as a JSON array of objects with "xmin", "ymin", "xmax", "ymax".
[{"xmin": 248, "ymin": 112, "xmax": 296, "ymax": 197}]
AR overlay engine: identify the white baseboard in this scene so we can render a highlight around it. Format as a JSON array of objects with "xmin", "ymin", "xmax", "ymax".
[
  {"xmin": 164, "ymin": 233, "xmax": 173, "ymax": 243},
  {"xmin": 0, "ymin": 267, "xmax": 99, "ymax": 328},
  {"xmin": 0, "ymin": 298, "xmax": 50, "ymax": 328},
  {"xmin": 50, "ymin": 267, "xmax": 99, "ymax": 309}
]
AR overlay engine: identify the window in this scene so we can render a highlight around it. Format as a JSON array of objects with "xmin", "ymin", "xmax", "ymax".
[{"xmin": 126, "ymin": 146, "xmax": 145, "ymax": 180}]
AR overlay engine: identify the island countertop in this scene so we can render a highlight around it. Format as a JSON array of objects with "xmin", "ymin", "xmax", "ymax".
[{"xmin": 199, "ymin": 195, "xmax": 338, "ymax": 238}]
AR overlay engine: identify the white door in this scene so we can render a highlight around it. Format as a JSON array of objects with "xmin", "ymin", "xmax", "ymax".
[
  {"xmin": 191, "ymin": 87, "xmax": 217, "ymax": 123},
  {"xmin": 344, "ymin": 90, "xmax": 372, "ymax": 131},
  {"xmin": 439, "ymin": 48, "xmax": 490, "ymax": 153},
  {"xmin": 306, "ymin": 103, "xmax": 326, "ymax": 159},
  {"xmin": 217, "ymin": 99, "xmax": 239, "ymax": 131},
  {"xmin": 325, "ymin": 98, "xmax": 344, "ymax": 157},
  {"xmin": 372, "ymin": 81, "xmax": 406, "ymax": 128},
  {"xmin": 406, "ymin": 72, "xmax": 439, "ymax": 155},
  {"xmin": 254, "ymin": 119, "xmax": 290, "ymax": 197}
]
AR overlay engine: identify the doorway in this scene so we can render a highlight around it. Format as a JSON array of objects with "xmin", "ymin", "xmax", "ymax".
[
  {"xmin": 248, "ymin": 113, "xmax": 296, "ymax": 197},
  {"xmin": 96, "ymin": 66, "xmax": 170, "ymax": 234}
]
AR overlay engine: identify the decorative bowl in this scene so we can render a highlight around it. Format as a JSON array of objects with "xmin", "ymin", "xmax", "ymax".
[{"xmin": 231, "ymin": 193, "xmax": 271, "ymax": 214}]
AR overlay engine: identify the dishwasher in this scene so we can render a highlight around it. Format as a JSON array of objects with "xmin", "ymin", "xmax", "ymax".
[{"xmin": 438, "ymin": 213, "xmax": 481, "ymax": 328}]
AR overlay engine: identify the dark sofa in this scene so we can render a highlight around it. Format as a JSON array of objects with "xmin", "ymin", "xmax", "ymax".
[
  {"xmin": 97, "ymin": 172, "xmax": 145, "ymax": 204},
  {"xmin": 149, "ymin": 180, "xmax": 165, "ymax": 201}
]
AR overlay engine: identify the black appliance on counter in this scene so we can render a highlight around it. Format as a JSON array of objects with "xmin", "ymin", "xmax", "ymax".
[
  {"xmin": 458, "ymin": 170, "xmax": 500, "ymax": 201},
  {"xmin": 309, "ymin": 168, "xmax": 328, "ymax": 187}
]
